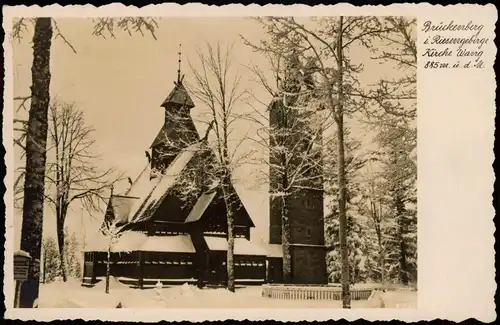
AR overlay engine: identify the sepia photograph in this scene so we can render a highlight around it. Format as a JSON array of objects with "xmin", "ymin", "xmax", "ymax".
[{"xmin": 9, "ymin": 15, "xmax": 418, "ymax": 310}]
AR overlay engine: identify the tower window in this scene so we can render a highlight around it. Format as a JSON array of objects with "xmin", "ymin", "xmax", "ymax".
[{"xmin": 307, "ymin": 228, "xmax": 311, "ymax": 238}]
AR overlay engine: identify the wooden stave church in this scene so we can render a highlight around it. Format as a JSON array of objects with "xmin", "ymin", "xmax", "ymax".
[
  {"xmin": 82, "ymin": 57, "xmax": 328, "ymax": 287},
  {"xmin": 83, "ymin": 72, "xmax": 271, "ymax": 287}
]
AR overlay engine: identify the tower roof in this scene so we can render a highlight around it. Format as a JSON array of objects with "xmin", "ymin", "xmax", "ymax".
[
  {"xmin": 149, "ymin": 116, "xmax": 199, "ymax": 149},
  {"xmin": 161, "ymin": 80, "xmax": 195, "ymax": 109}
]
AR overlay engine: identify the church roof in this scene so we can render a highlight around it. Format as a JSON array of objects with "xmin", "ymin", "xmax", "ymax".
[
  {"xmin": 103, "ymin": 141, "xmax": 255, "ymax": 229},
  {"xmin": 264, "ymin": 243, "xmax": 284, "ymax": 258},
  {"xmin": 85, "ymin": 231, "xmax": 196, "ymax": 253},
  {"xmin": 184, "ymin": 190, "xmax": 218, "ymax": 223},
  {"xmin": 204, "ymin": 236, "xmax": 268, "ymax": 256},
  {"xmin": 149, "ymin": 118, "xmax": 199, "ymax": 149},
  {"xmin": 109, "ymin": 195, "xmax": 140, "ymax": 225},
  {"xmin": 85, "ymin": 228, "xmax": 268, "ymax": 256},
  {"xmin": 161, "ymin": 81, "xmax": 195, "ymax": 108},
  {"xmin": 101, "ymin": 142, "xmax": 201, "ymax": 227},
  {"xmin": 130, "ymin": 142, "xmax": 202, "ymax": 223},
  {"xmin": 140, "ymin": 234, "xmax": 196, "ymax": 253}
]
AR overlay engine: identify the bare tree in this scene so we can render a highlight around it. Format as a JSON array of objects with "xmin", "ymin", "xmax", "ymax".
[
  {"xmin": 359, "ymin": 17, "xmax": 417, "ymax": 122},
  {"xmin": 186, "ymin": 42, "xmax": 249, "ymax": 292},
  {"xmin": 100, "ymin": 189, "xmax": 130, "ymax": 294},
  {"xmin": 243, "ymin": 45, "xmax": 330, "ymax": 282},
  {"xmin": 45, "ymin": 101, "xmax": 118, "ymax": 282},
  {"xmin": 92, "ymin": 17, "xmax": 158, "ymax": 40},
  {"xmin": 12, "ymin": 17, "xmax": 158, "ymax": 307}
]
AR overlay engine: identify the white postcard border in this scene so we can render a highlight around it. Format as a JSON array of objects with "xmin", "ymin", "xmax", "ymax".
[{"xmin": 2, "ymin": 3, "xmax": 497, "ymax": 322}]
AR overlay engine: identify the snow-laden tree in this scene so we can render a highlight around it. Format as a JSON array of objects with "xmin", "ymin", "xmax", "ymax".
[
  {"xmin": 63, "ymin": 230, "xmax": 82, "ymax": 279},
  {"xmin": 41, "ymin": 236, "xmax": 59, "ymax": 284},
  {"xmin": 243, "ymin": 43, "xmax": 330, "ymax": 282},
  {"xmin": 355, "ymin": 163, "xmax": 391, "ymax": 285},
  {"xmin": 12, "ymin": 17, "xmax": 158, "ymax": 307},
  {"xmin": 324, "ymin": 127, "xmax": 374, "ymax": 284},
  {"xmin": 247, "ymin": 16, "xmax": 392, "ymax": 308},
  {"xmin": 362, "ymin": 17, "xmax": 417, "ymax": 121},
  {"xmin": 153, "ymin": 42, "xmax": 250, "ymax": 292},
  {"xmin": 189, "ymin": 42, "xmax": 252, "ymax": 292},
  {"xmin": 374, "ymin": 122, "xmax": 417, "ymax": 285},
  {"xmin": 357, "ymin": 16, "xmax": 417, "ymax": 285},
  {"xmin": 13, "ymin": 18, "xmax": 53, "ymax": 308},
  {"xmin": 100, "ymin": 190, "xmax": 130, "ymax": 294}
]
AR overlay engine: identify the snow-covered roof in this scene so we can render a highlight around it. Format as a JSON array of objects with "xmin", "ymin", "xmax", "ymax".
[
  {"xmin": 14, "ymin": 250, "xmax": 31, "ymax": 258},
  {"xmin": 131, "ymin": 142, "xmax": 201, "ymax": 223},
  {"xmin": 185, "ymin": 191, "xmax": 217, "ymax": 223},
  {"xmin": 124, "ymin": 164, "xmax": 160, "ymax": 223},
  {"xmin": 105, "ymin": 142, "xmax": 202, "ymax": 226},
  {"xmin": 101, "ymin": 140, "xmax": 255, "ymax": 229},
  {"xmin": 84, "ymin": 231, "xmax": 144, "ymax": 252},
  {"xmin": 110, "ymin": 195, "xmax": 139, "ymax": 225},
  {"xmin": 140, "ymin": 235, "xmax": 195, "ymax": 253},
  {"xmin": 263, "ymin": 243, "xmax": 283, "ymax": 258},
  {"xmin": 204, "ymin": 236, "xmax": 268, "ymax": 256},
  {"xmin": 112, "ymin": 232, "xmax": 149, "ymax": 252},
  {"xmin": 85, "ymin": 232, "xmax": 196, "ymax": 253}
]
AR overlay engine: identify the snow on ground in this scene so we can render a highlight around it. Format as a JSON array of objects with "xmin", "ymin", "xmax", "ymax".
[{"xmin": 39, "ymin": 278, "xmax": 417, "ymax": 309}]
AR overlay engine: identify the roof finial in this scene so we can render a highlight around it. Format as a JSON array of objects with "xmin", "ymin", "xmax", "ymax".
[{"xmin": 177, "ymin": 44, "xmax": 182, "ymax": 83}]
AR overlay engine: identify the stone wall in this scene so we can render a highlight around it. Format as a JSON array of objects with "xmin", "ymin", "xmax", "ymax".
[{"xmin": 292, "ymin": 245, "xmax": 328, "ymax": 284}]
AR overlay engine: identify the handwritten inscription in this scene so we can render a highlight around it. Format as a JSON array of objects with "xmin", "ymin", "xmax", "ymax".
[{"xmin": 421, "ymin": 20, "xmax": 489, "ymax": 69}]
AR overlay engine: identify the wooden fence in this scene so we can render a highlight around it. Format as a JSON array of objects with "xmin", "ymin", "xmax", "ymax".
[{"xmin": 262, "ymin": 285, "xmax": 372, "ymax": 300}]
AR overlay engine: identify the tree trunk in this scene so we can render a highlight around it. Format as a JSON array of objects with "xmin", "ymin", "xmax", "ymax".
[
  {"xmin": 281, "ymin": 195, "xmax": 292, "ymax": 283},
  {"xmin": 56, "ymin": 225, "xmax": 67, "ymax": 282},
  {"xmin": 399, "ymin": 231, "xmax": 409, "ymax": 285},
  {"xmin": 377, "ymin": 235, "xmax": 386, "ymax": 286},
  {"xmin": 42, "ymin": 252, "xmax": 47, "ymax": 284},
  {"xmin": 105, "ymin": 246, "xmax": 111, "ymax": 294},
  {"xmin": 395, "ymin": 195, "xmax": 409, "ymax": 285},
  {"xmin": 279, "ymin": 118, "xmax": 292, "ymax": 283},
  {"xmin": 19, "ymin": 17, "xmax": 52, "ymax": 308},
  {"xmin": 371, "ymin": 200, "xmax": 386, "ymax": 285},
  {"xmin": 335, "ymin": 16, "xmax": 351, "ymax": 309},
  {"xmin": 222, "ymin": 181, "xmax": 235, "ymax": 292},
  {"xmin": 376, "ymin": 201, "xmax": 386, "ymax": 285},
  {"xmin": 226, "ymin": 207, "xmax": 235, "ymax": 292}
]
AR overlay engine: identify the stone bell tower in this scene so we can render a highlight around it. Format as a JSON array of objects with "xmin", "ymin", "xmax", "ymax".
[{"xmin": 268, "ymin": 52, "xmax": 328, "ymax": 284}]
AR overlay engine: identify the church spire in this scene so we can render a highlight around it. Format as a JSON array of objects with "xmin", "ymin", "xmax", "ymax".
[
  {"xmin": 177, "ymin": 44, "xmax": 182, "ymax": 83},
  {"xmin": 160, "ymin": 45, "xmax": 194, "ymax": 109}
]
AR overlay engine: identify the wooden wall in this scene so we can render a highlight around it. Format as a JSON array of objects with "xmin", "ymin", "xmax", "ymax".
[{"xmin": 83, "ymin": 251, "xmax": 266, "ymax": 285}]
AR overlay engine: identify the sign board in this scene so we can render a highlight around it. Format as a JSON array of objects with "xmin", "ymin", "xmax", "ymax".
[{"xmin": 14, "ymin": 251, "xmax": 31, "ymax": 281}]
